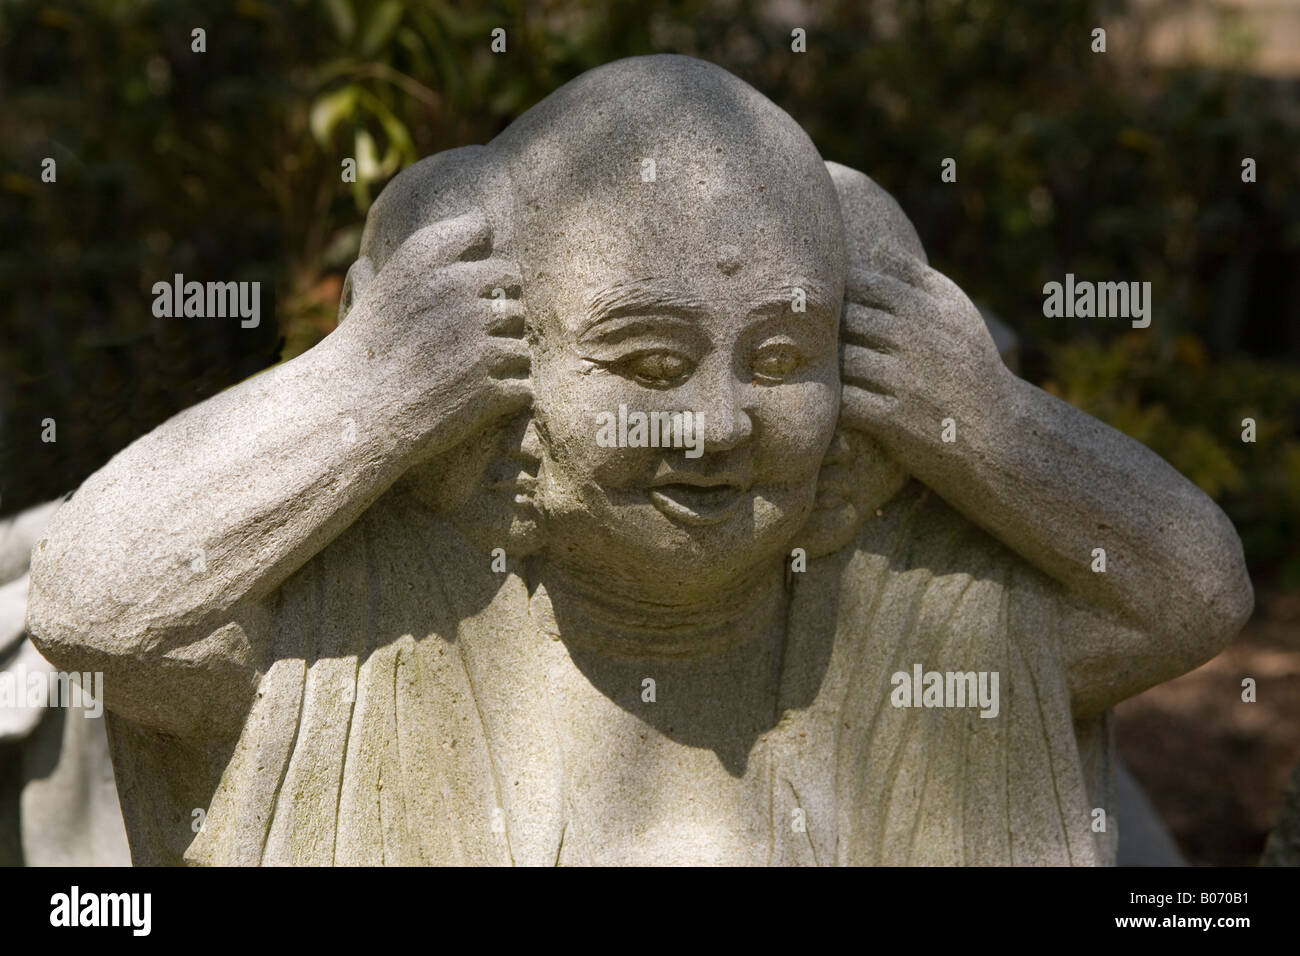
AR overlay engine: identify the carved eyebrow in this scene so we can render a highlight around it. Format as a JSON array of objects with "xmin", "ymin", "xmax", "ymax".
[
  {"xmin": 577, "ymin": 279, "xmax": 839, "ymax": 340},
  {"xmin": 579, "ymin": 279, "xmax": 710, "ymax": 337},
  {"xmin": 747, "ymin": 284, "xmax": 837, "ymax": 317},
  {"xmin": 577, "ymin": 315, "xmax": 706, "ymax": 347}
]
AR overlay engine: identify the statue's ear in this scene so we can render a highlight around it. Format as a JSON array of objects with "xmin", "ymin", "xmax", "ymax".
[
  {"xmin": 337, "ymin": 256, "xmax": 375, "ymax": 325},
  {"xmin": 824, "ymin": 161, "xmax": 928, "ymax": 267}
]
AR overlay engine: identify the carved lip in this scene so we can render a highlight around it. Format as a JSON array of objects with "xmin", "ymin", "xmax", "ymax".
[
  {"xmin": 648, "ymin": 470, "xmax": 749, "ymax": 489},
  {"xmin": 647, "ymin": 476, "xmax": 749, "ymax": 526}
]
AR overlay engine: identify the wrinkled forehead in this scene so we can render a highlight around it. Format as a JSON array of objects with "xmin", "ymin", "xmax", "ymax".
[{"xmin": 530, "ymin": 184, "xmax": 839, "ymax": 311}]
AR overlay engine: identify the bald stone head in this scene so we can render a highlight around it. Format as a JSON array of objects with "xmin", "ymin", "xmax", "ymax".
[
  {"xmin": 484, "ymin": 56, "xmax": 848, "ymax": 600},
  {"xmin": 347, "ymin": 56, "xmax": 884, "ymax": 602}
]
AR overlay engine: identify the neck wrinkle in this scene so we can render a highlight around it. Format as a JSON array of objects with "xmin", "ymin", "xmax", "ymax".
[{"xmin": 531, "ymin": 555, "xmax": 787, "ymax": 659}]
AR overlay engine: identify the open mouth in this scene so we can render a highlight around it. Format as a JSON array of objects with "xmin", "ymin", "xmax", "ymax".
[{"xmin": 648, "ymin": 482, "xmax": 748, "ymax": 526}]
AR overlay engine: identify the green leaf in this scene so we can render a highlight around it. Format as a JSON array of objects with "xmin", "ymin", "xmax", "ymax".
[
  {"xmin": 322, "ymin": 0, "xmax": 355, "ymax": 44},
  {"xmin": 355, "ymin": 88, "xmax": 414, "ymax": 174},
  {"xmin": 360, "ymin": 0, "xmax": 405, "ymax": 57},
  {"xmin": 354, "ymin": 128, "xmax": 380, "ymax": 181},
  {"xmin": 309, "ymin": 85, "xmax": 359, "ymax": 146}
]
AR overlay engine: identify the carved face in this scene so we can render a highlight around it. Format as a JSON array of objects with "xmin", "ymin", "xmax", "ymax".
[{"xmin": 526, "ymin": 193, "xmax": 843, "ymax": 598}]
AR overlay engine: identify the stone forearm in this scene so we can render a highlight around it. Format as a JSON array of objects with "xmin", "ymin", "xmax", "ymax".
[
  {"xmin": 26, "ymin": 326, "xmax": 429, "ymax": 666},
  {"xmin": 917, "ymin": 374, "xmax": 1253, "ymax": 650}
]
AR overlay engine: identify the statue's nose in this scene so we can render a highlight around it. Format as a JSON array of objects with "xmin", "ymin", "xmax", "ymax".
[{"xmin": 695, "ymin": 376, "xmax": 754, "ymax": 453}]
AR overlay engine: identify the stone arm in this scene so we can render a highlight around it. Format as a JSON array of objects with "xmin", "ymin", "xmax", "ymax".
[
  {"xmin": 919, "ymin": 373, "xmax": 1252, "ymax": 717},
  {"xmin": 828, "ymin": 163, "xmax": 1253, "ymax": 717},
  {"xmin": 26, "ymin": 212, "xmax": 529, "ymax": 739}
]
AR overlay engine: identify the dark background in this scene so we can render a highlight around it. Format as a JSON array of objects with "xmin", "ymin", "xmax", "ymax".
[{"xmin": 1, "ymin": 0, "xmax": 1297, "ymax": 864}]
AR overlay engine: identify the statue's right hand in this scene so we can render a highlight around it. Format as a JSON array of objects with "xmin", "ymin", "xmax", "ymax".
[{"xmin": 345, "ymin": 209, "xmax": 531, "ymax": 453}]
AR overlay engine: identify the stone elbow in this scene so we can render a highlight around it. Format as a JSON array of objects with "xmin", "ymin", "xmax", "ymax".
[
  {"xmin": 1207, "ymin": 555, "xmax": 1254, "ymax": 646},
  {"xmin": 26, "ymin": 553, "xmax": 147, "ymax": 673},
  {"xmin": 24, "ymin": 574, "xmax": 83, "ymax": 674},
  {"xmin": 1179, "ymin": 535, "xmax": 1254, "ymax": 668}
]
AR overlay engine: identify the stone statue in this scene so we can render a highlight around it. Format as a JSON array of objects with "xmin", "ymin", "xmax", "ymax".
[
  {"xmin": 1, "ymin": 500, "xmax": 129, "ymax": 866},
  {"xmin": 27, "ymin": 55, "xmax": 1253, "ymax": 866}
]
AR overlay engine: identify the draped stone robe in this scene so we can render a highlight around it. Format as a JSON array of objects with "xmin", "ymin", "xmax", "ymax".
[{"xmin": 107, "ymin": 480, "xmax": 1115, "ymax": 866}]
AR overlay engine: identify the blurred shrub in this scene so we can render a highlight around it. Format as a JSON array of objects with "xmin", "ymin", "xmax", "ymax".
[{"xmin": 1044, "ymin": 333, "xmax": 1300, "ymax": 585}]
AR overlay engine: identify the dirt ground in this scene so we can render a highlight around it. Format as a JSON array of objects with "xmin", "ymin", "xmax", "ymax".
[{"xmin": 1115, "ymin": 586, "xmax": 1300, "ymax": 866}]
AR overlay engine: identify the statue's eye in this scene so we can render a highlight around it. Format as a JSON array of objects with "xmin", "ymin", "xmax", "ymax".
[
  {"xmin": 751, "ymin": 343, "xmax": 804, "ymax": 383},
  {"xmin": 616, "ymin": 351, "xmax": 694, "ymax": 389}
]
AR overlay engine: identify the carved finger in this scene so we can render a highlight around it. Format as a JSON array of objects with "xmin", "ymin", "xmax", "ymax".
[
  {"xmin": 448, "ymin": 259, "xmax": 523, "ymax": 300},
  {"xmin": 842, "ymin": 303, "xmax": 901, "ymax": 351},
  {"xmin": 841, "ymin": 343, "xmax": 900, "ymax": 391},
  {"xmin": 398, "ymin": 209, "xmax": 494, "ymax": 267},
  {"xmin": 866, "ymin": 243, "xmax": 932, "ymax": 287},
  {"xmin": 845, "ymin": 266, "xmax": 927, "ymax": 315},
  {"xmin": 840, "ymin": 383, "xmax": 898, "ymax": 433},
  {"xmin": 487, "ymin": 337, "xmax": 531, "ymax": 379},
  {"xmin": 919, "ymin": 264, "xmax": 977, "ymax": 309},
  {"xmin": 486, "ymin": 300, "xmax": 526, "ymax": 337},
  {"xmin": 465, "ymin": 376, "xmax": 534, "ymax": 432},
  {"xmin": 490, "ymin": 376, "xmax": 534, "ymax": 413}
]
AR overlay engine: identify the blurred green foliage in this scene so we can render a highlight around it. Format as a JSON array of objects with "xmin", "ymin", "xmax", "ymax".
[
  {"xmin": 1, "ymin": 0, "xmax": 1298, "ymax": 582},
  {"xmin": 1044, "ymin": 333, "xmax": 1300, "ymax": 587}
]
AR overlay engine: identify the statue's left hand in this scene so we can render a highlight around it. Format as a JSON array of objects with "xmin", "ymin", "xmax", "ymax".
[
  {"xmin": 342, "ymin": 210, "xmax": 533, "ymax": 457},
  {"xmin": 838, "ymin": 247, "xmax": 1012, "ymax": 471}
]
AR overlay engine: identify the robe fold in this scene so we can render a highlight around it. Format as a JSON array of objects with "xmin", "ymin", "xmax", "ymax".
[{"xmin": 108, "ymin": 481, "xmax": 1115, "ymax": 865}]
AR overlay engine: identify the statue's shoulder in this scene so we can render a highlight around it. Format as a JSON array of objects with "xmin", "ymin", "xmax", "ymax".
[{"xmin": 849, "ymin": 480, "xmax": 1054, "ymax": 597}]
